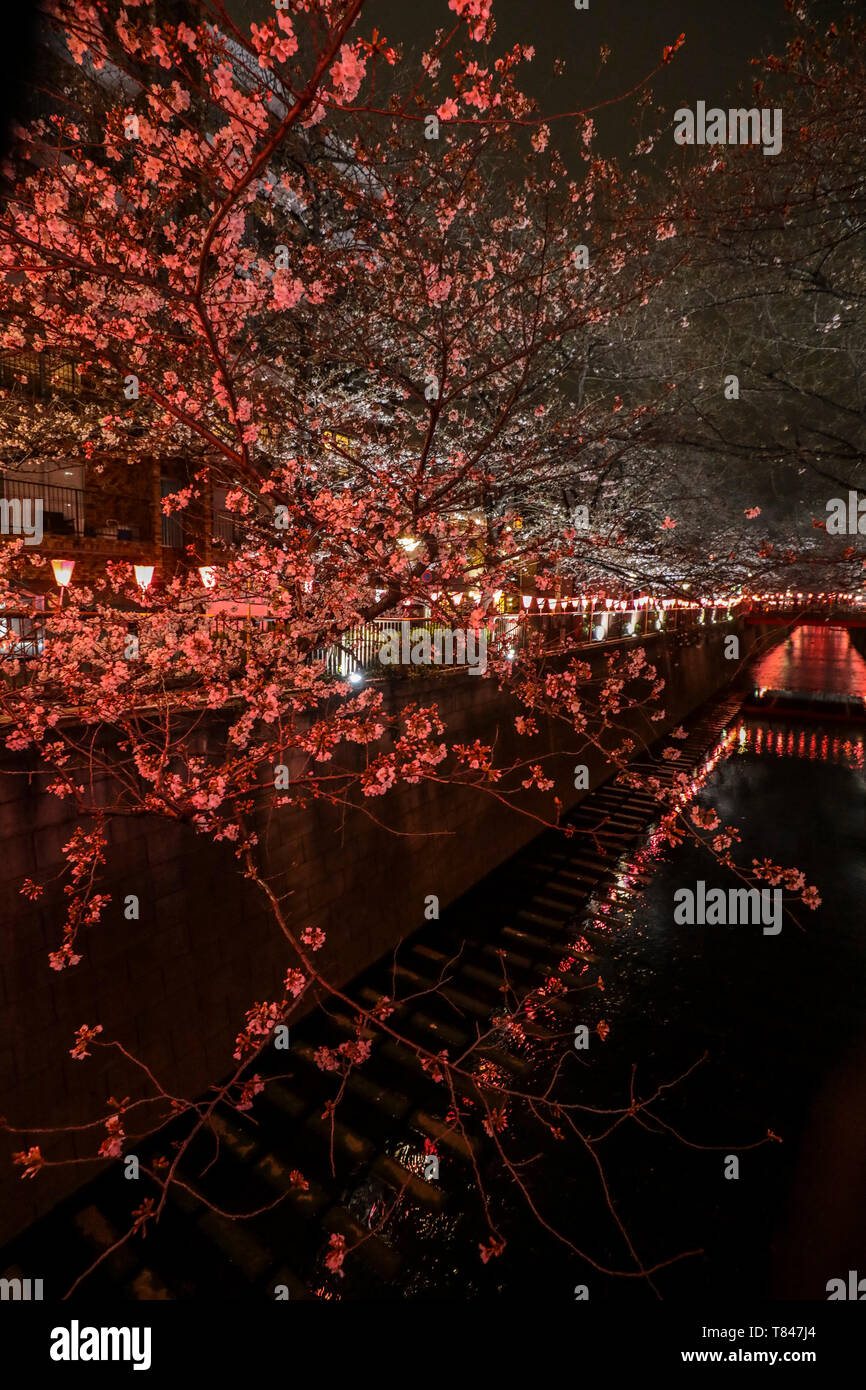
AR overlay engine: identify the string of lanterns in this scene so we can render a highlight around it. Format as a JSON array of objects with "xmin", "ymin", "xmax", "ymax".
[{"xmin": 44, "ymin": 561, "xmax": 863, "ymax": 614}]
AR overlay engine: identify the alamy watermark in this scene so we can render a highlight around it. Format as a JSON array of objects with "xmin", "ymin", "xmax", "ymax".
[
  {"xmin": 674, "ymin": 102, "xmax": 782, "ymax": 157},
  {"xmin": 49, "ymin": 1321, "xmax": 151, "ymax": 1371},
  {"xmin": 674, "ymin": 881, "xmax": 782, "ymax": 935},
  {"xmin": 0, "ymin": 1276, "xmax": 43, "ymax": 1299},
  {"xmin": 0, "ymin": 496, "xmax": 43, "ymax": 545},
  {"xmin": 378, "ymin": 621, "xmax": 487, "ymax": 675},
  {"xmin": 827, "ymin": 1270, "xmax": 866, "ymax": 1300},
  {"xmin": 825, "ymin": 491, "xmax": 866, "ymax": 535}
]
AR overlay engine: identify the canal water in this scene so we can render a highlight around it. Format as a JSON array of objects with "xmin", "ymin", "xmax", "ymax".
[
  {"xmin": 5, "ymin": 625, "xmax": 865, "ymax": 1304},
  {"xmin": 752, "ymin": 621, "xmax": 866, "ymax": 699},
  {"xmin": 338, "ymin": 624, "xmax": 866, "ymax": 1301}
]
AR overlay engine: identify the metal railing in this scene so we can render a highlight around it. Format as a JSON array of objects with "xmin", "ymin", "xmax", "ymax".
[
  {"xmin": 309, "ymin": 605, "xmax": 733, "ymax": 678},
  {"xmin": 161, "ymin": 513, "xmax": 184, "ymax": 549},
  {"xmin": 0, "ymin": 475, "xmax": 84, "ymax": 536},
  {"xmin": 744, "ymin": 601, "xmax": 866, "ymax": 626},
  {"xmin": 0, "ymin": 603, "xmax": 739, "ymax": 672},
  {"xmin": 0, "ymin": 351, "xmax": 82, "ymax": 397},
  {"xmin": 211, "ymin": 512, "xmax": 246, "ymax": 547},
  {"xmin": 0, "ymin": 474, "xmax": 154, "ymax": 544},
  {"xmin": 0, "ymin": 613, "xmax": 44, "ymax": 659}
]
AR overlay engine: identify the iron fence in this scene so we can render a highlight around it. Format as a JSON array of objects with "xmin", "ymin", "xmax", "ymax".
[
  {"xmin": 0, "ymin": 475, "xmax": 84, "ymax": 537},
  {"xmin": 211, "ymin": 512, "xmax": 247, "ymax": 547},
  {"xmin": 0, "ymin": 603, "xmax": 737, "ymax": 674},
  {"xmin": 0, "ymin": 474, "xmax": 154, "ymax": 544}
]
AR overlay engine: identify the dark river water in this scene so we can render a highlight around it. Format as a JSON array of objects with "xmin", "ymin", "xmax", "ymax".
[
  {"xmin": 13, "ymin": 626, "xmax": 863, "ymax": 1304},
  {"xmin": 344, "ymin": 625, "xmax": 866, "ymax": 1302},
  {"xmin": 753, "ymin": 621, "xmax": 866, "ymax": 699},
  {"xmin": 593, "ymin": 723, "xmax": 866, "ymax": 1302}
]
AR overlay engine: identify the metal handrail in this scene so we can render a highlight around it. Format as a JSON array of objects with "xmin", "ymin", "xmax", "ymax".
[
  {"xmin": 0, "ymin": 474, "xmax": 84, "ymax": 537},
  {"xmin": 0, "ymin": 604, "xmax": 739, "ymax": 672}
]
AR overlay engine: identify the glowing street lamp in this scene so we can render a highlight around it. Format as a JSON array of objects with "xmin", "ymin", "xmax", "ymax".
[
  {"xmin": 199, "ymin": 566, "xmax": 218, "ymax": 590},
  {"xmin": 51, "ymin": 558, "xmax": 75, "ymax": 608},
  {"xmin": 51, "ymin": 558, "xmax": 75, "ymax": 588},
  {"xmin": 134, "ymin": 565, "xmax": 154, "ymax": 592}
]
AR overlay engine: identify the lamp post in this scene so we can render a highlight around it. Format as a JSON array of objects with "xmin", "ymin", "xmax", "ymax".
[
  {"xmin": 134, "ymin": 565, "xmax": 154, "ymax": 595},
  {"xmin": 50, "ymin": 558, "xmax": 75, "ymax": 609}
]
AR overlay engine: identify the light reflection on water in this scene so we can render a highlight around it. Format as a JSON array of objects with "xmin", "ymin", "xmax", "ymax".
[
  {"xmin": 318, "ymin": 627, "xmax": 866, "ymax": 1298},
  {"xmin": 389, "ymin": 709, "xmax": 866, "ymax": 1299},
  {"xmin": 751, "ymin": 623, "xmax": 866, "ymax": 698},
  {"xmin": 579, "ymin": 709, "xmax": 866, "ymax": 1299}
]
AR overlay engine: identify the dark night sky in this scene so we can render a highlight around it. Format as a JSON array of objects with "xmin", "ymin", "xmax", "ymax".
[
  {"xmin": 229, "ymin": 0, "xmax": 816, "ymax": 161},
  {"xmin": 370, "ymin": 0, "xmax": 794, "ymax": 148},
  {"xmin": 0, "ymin": 2, "xmax": 40, "ymax": 159}
]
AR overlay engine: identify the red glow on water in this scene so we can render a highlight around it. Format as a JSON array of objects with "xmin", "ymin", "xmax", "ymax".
[{"xmin": 752, "ymin": 625, "xmax": 866, "ymax": 699}]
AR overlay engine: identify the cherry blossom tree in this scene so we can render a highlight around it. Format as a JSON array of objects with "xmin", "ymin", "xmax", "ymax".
[
  {"xmin": 605, "ymin": 7, "xmax": 866, "ymax": 597},
  {"xmin": 0, "ymin": 0, "xmax": 825, "ymax": 1292}
]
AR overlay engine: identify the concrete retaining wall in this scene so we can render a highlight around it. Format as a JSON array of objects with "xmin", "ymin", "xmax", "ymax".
[{"xmin": 0, "ymin": 621, "xmax": 761, "ymax": 1244}]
